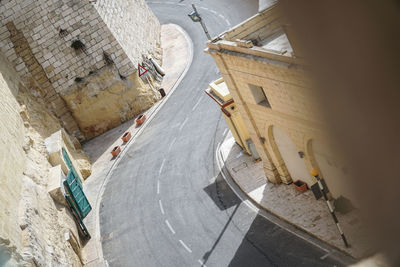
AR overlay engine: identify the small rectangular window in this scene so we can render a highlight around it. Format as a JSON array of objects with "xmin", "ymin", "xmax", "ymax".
[{"xmin": 248, "ymin": 84, "xmax": 271, "ymax": 108}]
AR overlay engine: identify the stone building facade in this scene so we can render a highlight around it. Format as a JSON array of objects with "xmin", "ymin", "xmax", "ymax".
[
  {"xmin": 0, "ymin": 0, "xmax": 161, "ymax": 141},
  {"xmin": 94, "ymin": 0, "xmax": 162, "ymax": 68},
  {"xmin": 206, "ymin": 4, "xmax": 356, "ymax": 204}
]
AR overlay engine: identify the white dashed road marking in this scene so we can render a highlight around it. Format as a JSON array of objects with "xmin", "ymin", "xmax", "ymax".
[
  {"xmin": 320, "ymin": 253, "xmax": 331, "ymax": 260},
  {"xmin": 159, "ymin": 199, "xmax": 165, "ymax": 215},
  {"xmin": 179, "ymin": 240, "xmax": 192, "ymax": 253},
  {"xmin": 179, "ymin": 117, "xmax": 188, "ymax": 131},
  {"xmin": 169, "ymin": 137, "xmax": 176, "ymax": 151},
  {"xmin": 198, "ymin": 259, "xmax": 207, "ymax": 267},
  {"xmin": 157, "ymin": 180, "xmax": 160, "ymax": 194},
  {"xmin": 159, "ymin": 159, "xmax": 166, "ymax": 174},
  {"xmin": 192, "ymin": 95, "xmax": 203, "ymax": 111},
  {"xmin": 165, "ymin": 219, "xmax": 176, "ymax": 234}
]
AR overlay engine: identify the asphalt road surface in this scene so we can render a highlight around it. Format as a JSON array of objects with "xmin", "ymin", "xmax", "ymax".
[{"xmin": 100, "ymin": 1, "xmax": 356, "ymax": 266}]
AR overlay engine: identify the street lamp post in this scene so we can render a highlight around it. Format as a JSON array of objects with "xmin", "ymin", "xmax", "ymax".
[{"xmin": 188, "ymin": 4, "xmax": 211, "ymax": 40}]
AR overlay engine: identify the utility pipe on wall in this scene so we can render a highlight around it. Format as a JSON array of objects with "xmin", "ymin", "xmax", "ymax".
[{"xmin": 148, "ymin": 56, "xmax": 165, "ymax": 76}]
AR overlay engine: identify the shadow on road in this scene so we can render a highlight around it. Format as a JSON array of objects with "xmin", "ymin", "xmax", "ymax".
[
  {"xmin": 203, "ymin": 173, "xmax": 241, "ymax": 211},
  {"xmin": 202, "ymin": 168, "xmax": 347, "ymax": 267}
]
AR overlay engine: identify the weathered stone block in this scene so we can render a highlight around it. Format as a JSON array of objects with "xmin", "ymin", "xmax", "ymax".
[
  {"xmin": 44, "ymin": 129, "xmax": 91, "ymax": 181},
  {"xmin": 47, "ymin": 165, "xmax": 67, "ymax": 206}
]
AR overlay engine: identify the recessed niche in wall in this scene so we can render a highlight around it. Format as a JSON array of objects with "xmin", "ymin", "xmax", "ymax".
[
  {"xmin": 74, "ymin": 77, "xmax": 84, "ymax": 83},
  {"xmin": 71, "ymin": 39, "xmax": 86, "ymax": 53},
  {"xmin": 103, "ymin": 51, "xmax": 114, "ymax": 65},
  {"xmin": 59, "ymin": 28, "xmax": 68, "ymax": 38}
]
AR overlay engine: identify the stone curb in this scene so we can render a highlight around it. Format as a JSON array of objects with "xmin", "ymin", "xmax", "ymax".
[
  {"xmin": 84, "ymin": 24, "xmax": 194, "ymax": 266},
  {"xmin": 216, "ymin": 135, "xmax": 356, "ymax": 260}
]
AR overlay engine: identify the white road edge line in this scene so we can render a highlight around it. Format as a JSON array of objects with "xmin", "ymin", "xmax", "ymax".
[
  {"xmin": 159, "ymin": 200, "xmax": 165, "ymax": 215},
  {"xmin": 157, "ymin": 180, "xmax": 160, "ymax": 194},
  {"xmin": 159, "ymin": 159, "xmax": 166, "ymax": 174},
  {"xmin": 165, "ymin": 219, "xmax": 175, "ymax": 234},
  {"xmin": 216, "ymin": 142, "xmax": 221, "ymax": 157},
  {"xmin": 179, "ymin": 240, "xmax": 192, "ymax": 253},
  {"xmin": 179, "ymin": 117, "xmax": 188, "ymax": 131},
  {"xmin": 215, "ymin": 139, "xmax": 331, "ymax": 254}
]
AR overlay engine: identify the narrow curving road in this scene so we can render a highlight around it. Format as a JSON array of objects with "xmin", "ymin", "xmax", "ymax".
[{"xmin": 99, "ymin": 1, "xmax": 354, "ymax": 266}]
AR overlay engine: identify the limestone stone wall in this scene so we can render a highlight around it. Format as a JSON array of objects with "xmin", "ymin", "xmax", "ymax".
[
  {"xmin": 94, "ymin": 0, "xmax": 162, "ymax": 67},
  {"xmin": 0, "ymin": 50, "xmax": 26, "ymax": 267},
  {"xmin": 0, "ymin": 53, "xmax": 85, "ymax": 266},
  {"xmin": 0, "ymin": 0, "xmax": 161, "ymax": 140},
  {"xmin": 60, "ymin": 65, "xmax": 158, "ymax": 138}
]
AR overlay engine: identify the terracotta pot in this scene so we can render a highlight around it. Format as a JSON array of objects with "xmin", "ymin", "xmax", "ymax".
[
  {"xmin": 293, "ymin": 180, "xmax": 308, "ymax": 193},
  {"xmin": 159, "ymin": 88, "xmax": 166, "ymax": 98},
  {"xmin": 111, "ymin": 146, "xmax": 121, "ymax": 157},
  {"xmin": 122, "ymin": 131, "xmax": 131, "ymax": 142},
  {"xmin": 136, "ymin": 114, "xmax": 146, "ymax": 126}
]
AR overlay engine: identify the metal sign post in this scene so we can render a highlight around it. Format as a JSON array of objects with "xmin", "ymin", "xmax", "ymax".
[
  {"xmin": 188, "ymin": 4, "xmax": 211, "ymax": 40},
  {"xmin": 311, "ymin": 169, "xmax": 350, "ymax": 248}
]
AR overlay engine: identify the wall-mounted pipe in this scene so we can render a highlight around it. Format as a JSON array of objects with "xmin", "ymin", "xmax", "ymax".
[{"xmin": 148, "ymin": 56, "xmax": 165, "ymax": 76}]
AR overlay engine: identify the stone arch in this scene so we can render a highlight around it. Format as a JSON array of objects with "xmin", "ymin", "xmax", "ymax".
[
  {"xmin": 306, "ymin": 138, "xmax": 320, "ymax": 172},
  {"xmin": 307, "ymin": 139, "xmax": 352, "ymax": 200},
  {"xmin": 268, "ymin": 125, "xmax": 313, "ymax": 185}
]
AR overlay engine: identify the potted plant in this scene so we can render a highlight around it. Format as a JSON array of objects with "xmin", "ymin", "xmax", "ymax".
[
  {"xmin": 293, "ymin": 180, "xmax": 308, "ymax": 193},
  {"xmin": 159, "ymin": 88, "xmax": 166, "ymax": 98},
  {"xmin": 136, "ymin": 114, "xmax": 146, "ymax": 126},
  {"xmin": 121, "ymin": 132, "xmax": 131, "ymax": 143},
  {"xmin": 111, "ymin": 146, "xmax": 121, "ymax": 157}
]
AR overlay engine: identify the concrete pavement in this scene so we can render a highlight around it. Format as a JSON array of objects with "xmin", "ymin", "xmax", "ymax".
[
  {"xmin": 81, "ymin": 24, "xmax": 192, "ymax": 266},
  {"xmin": 160, "ymin": 24, "xmax": 192, "ymax": 95},
  {"xmin": 219, "ymin": 133, "xmax": 373, "ymax": 259}
]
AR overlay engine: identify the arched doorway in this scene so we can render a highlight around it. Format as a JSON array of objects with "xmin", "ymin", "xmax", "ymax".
[
  {"xmin": 309, "ymin": 140, "xmax": 352, "ymax": 201},
  {"xmin": 272, "ymin": 126, "xmax": 313, "ymax": 186}
]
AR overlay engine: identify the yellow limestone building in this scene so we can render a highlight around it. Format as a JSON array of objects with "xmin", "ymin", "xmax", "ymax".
[
  {"xmin": 206, "ymin": 4, "xmax": 354, "ymax": 203},
  {"xmin": 205, "ymin": 78, "xmax": 258, "ymax": 157}
]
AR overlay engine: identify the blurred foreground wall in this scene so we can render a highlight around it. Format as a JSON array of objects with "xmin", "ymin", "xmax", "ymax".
[{"xmin": 278, "ymin": 0, "xmax": 400, "ymax": 264}]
